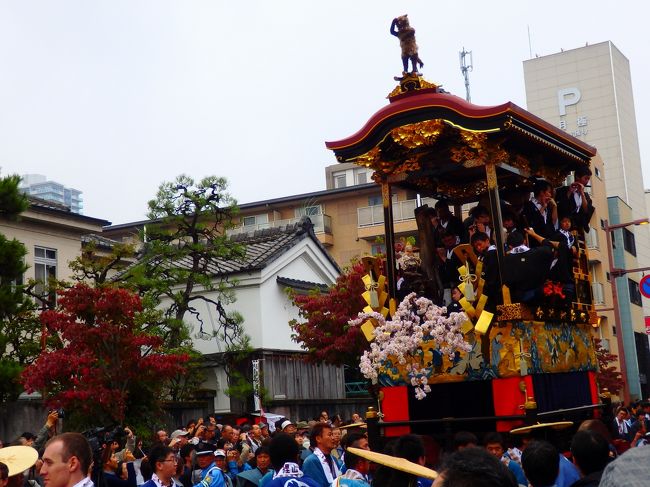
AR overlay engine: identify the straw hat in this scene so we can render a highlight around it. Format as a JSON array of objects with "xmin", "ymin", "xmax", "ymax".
[
  {"xmin": 509, "ymin": 421, "xmax": 573, "ymax": 435},
  {"xmin": 0, "ymin": 446, "xmax": 39, "ymax": 477},
  {"xmin": 346, "ymin": 447, "xmax": 438, "ymax": 480}
]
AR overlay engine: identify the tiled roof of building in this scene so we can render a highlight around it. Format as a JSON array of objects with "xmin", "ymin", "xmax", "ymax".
[
  {"xmin": 81, "ymin": 234, "xmax": 123, "ymax": 249},
  {"xmin": 117, "ymin": 217, "xmax": 339, "ymax": 280},
  {"xmin": 276, "ymin": 276, "xmax": 329, "ymax": 293},
  {"xmin": 27, "ymin": 196, "xmax": 111, "ymax": 226}
]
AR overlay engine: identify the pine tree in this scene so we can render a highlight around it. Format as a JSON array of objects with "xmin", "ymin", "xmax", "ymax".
[{"xmin": 0, "ymin": 174, "xmax": 40, "ymax": 402}]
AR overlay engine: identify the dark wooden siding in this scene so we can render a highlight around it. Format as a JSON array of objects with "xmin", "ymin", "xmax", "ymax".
[{"xmin": 263, "ymin": 353, "xmax": 345, "ymax": 400}]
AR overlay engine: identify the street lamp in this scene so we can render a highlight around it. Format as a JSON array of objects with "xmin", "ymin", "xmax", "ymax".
[{"xmin": 603, "ymin": 217, "xmax": 649, "ymax": 405}]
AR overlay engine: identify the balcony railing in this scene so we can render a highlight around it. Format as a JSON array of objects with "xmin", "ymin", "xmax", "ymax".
[
  {"xmin": 592, "ymin": 282, "xmax": 605, "ymax": 305},
  {"xmin": 345, "ymin": 381, "xmax": 370, "ymax": 398},
  {"xmin": 585, "ymin": 227, "xmax": 599, "ymax": 249},
  {"xmin": 357, "ymin": 197, "xmax": 435, "ymax": 227},
  {"xmin": 228, "ymin": 214, "xmax": 332, "ymax": 236}
]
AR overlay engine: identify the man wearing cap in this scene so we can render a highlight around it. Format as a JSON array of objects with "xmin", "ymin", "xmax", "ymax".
[
  {"xmin": 171, "ymin": 430, "xmax": 190, "ymax": 449},
  {"xmin": 302, "ymin": 424, "xmax": 342, "ymax": 487},
  {"xmin": 193, "ymin": 443, "xmax": 226, "ymax": 487},
  {"xmin": 212, "ymin": 450, "xmax": 232, "ymax": 486},
  {"xmin": 280, "ymin": 420, "xmax": 296, "ymax": 436}
]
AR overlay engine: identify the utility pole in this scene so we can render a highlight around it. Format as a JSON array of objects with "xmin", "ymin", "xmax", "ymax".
[{"xmin": 459, "ymin": 48, "xmax": 473, "ymax": 102}]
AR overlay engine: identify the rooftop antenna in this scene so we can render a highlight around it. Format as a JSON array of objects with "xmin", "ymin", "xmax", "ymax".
[
  {"xmin": 527, "ymin": 25, "xmax": 533, "ymax": 58},
  {"xmin": 459, "ymin": 47, "xmax": 473, "ymax": 102}
]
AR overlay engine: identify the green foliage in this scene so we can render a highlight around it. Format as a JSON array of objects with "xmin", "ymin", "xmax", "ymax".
[
  {"xmin": 0, "ymin": 359, "xmax": 24, "ymax": 402},
  {"xmin": 0, "ymin": 174, "xmax": 28, "ymax": 218},
  {"xmin": 0, "ymin": 173, "xmax": 40, "ymax": 401},
  {"xmin": 69, "ymin": 240, "xmax": 138, "ymax": 286},
  {"xmin": 120, "ymin": 175, "xmax": 251, "ymax": 402}
]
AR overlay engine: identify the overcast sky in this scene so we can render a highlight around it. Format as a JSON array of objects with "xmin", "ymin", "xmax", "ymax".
[{"xmin": 1, "ymin": 1, "xmax": 648, "ymax": 225}]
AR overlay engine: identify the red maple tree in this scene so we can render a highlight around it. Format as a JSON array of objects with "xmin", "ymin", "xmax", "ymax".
[
  {"xmin": 594, "ymin": 338, "xmax": 623, "ymax": 396},
  {"xmin": 289, "ymin": 261, "xmax": 368, "ymax": 368},
  {"xmin": 21, "ymin": 284, "xmax": 189, "ymax": 425}
]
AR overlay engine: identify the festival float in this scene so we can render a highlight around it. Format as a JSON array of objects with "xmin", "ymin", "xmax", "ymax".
[{"xmin": 324, "ymin": 15, "xmax": 605, "ymax": 443}]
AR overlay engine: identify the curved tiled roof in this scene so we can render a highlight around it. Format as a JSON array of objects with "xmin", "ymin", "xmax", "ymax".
[{"xmin": 115, "ymin": 217, "xmax": 339, "ymax": 281}]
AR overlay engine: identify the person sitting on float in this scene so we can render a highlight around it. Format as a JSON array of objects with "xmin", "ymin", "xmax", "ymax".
[
  {"xmin": 522, "ymin": 179, "xmax": 558, "ymax": 245},
  {"xmin": 524, "ymin": 220, "xmax": 576, "ymax": 301},
  {"xmin": 470, "ymin": 231, "xmax": 500, "ymax": 309},
  {"xmin": 501, "ymin": 231, "xmax": 552, "ymax": 304}
]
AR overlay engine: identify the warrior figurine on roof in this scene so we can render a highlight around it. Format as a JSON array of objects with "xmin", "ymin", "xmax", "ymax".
[{"xmin": 390, "ymin": 15, "xmax": 424, "ymax": 75}]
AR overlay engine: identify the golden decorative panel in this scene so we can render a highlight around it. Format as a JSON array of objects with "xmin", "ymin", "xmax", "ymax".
[{"xmin": 390, "ymin": 120, "xmax": 445, "ymax": 149}]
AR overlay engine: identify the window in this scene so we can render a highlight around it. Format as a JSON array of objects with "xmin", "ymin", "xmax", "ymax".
[
  {"xmin": 606, "ymin": 271, "xmax": 611, "ymax": 282},
  {"xmin": 623, "ymin": 228, "xmax": 637, "ymax": 256},
  {"xmin": 629, "ymin": 278, "xmax": 643, "ymax": 306},
  {"xmin": 612, "ymin": 325, "xmax": 616, "ymax": 336},
  {"xmin": 600, "ymin": 219, "xmax": 606, "ymax": 230},
  {"xmin": 355, "ymin": 168, "xmax": 371, "ymax": 185},
  {"xmin": 595, "ymin": 167, "xmax": 601, "ymax": 179},
  {"xmin": 242, "ymin": 214, "xmax": 268, "ymax": 228},
  {"xmin": 368, "ymin": 195, "xmax": 382, "ymax": 206},
  {"xmin": 333, "ymin": 171, "xmax": 347, "ymax": 189},
  {"xmin": 296, "ymin": 205, "xmax": 322, "ymax": 217},
  {"xmin": 34, "ymin": 246, "xmax": 57, "ymax": 307}
]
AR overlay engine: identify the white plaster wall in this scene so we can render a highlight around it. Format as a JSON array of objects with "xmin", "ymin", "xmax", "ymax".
[
  {"xmin": 177, "ymin": 237, "xmax": 338, "ymax": 353},
  {"xmin": 178, "ymin": 279, "xmax": 263, "ymax": 355},
  {"xmin": 256, "ymin": 238, "xmax": 339, "ymax": 350}
]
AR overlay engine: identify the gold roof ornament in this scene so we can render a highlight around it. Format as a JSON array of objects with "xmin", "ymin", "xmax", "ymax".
[{"xmin": 388, "ymin": 73, "xmax": 440, "ymax": 99}]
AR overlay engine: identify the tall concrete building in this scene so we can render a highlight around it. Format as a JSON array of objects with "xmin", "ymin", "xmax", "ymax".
[
  {"xmin": 524, "ymin": 41, "xmax": 650, "ymax": 400},
  {"xmin": 20, "ymin": 174, "xmax": 83, "ymax": 214}
]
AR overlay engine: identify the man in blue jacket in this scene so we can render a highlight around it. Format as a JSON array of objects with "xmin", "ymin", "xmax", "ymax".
[
  {"xmin": 192, "ymin": 443, "xmax": 225, "ymax": 487},
  {"xmin": 302, "ymin": 424, "xmax": 342, "ymax": 487}
]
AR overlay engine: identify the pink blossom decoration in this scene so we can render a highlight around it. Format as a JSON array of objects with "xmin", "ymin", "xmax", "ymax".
[{"xmin": 352, "ymin": 293, "xmax": 470, "ymax": 400}]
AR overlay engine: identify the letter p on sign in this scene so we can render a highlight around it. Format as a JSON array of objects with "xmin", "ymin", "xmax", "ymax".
[{"xmin": 558, "ymin": 87, "xmax": 581, "ymax": 116}]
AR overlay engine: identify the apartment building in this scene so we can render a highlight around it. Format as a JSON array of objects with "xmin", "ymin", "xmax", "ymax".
[
  {"xmin": 0, "ymin": 197, "xmax": 109, "ymax": 298},
  {"xmin": 228, "ymin": 180, "xmax": 436, "ymax": 267}
]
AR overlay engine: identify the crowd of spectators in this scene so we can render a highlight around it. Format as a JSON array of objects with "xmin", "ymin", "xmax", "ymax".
[{"xmin": 0, "ymin": 402, "xmax": 648, "ymax": 487}]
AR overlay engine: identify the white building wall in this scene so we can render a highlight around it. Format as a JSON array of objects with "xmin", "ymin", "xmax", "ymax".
[{"xmin": 174, "ymin": 236, "xmax": 339, "ymax": 412}]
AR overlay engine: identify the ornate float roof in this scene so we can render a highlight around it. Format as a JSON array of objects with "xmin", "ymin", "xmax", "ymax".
[{"xmin": 325, "ymin": 79, "xmax": 597, "ymax": 203}]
